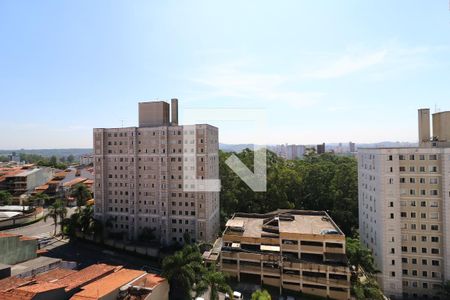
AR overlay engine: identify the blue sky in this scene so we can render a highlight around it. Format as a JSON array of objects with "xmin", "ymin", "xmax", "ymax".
[{"xmin": 1, "ymin": 1, "xmax": 450, "ymax": 149}]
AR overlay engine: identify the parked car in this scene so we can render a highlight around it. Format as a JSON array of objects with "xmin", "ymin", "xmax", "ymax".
[{"xmin": 225, "ymin": 291, "xmax": 244, "ymax": 300}]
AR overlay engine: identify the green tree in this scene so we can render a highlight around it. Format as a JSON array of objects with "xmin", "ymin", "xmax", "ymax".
[
  {"xmin": 67, "ymin": 155, "xmax": 75, "ymax": 163},
  {"xmin": 194, "ymin": 265, "xmax": 232, "ymax": 300},
  {"xmin": 49, "ymin": 155, "xmax": 58, "ymax": 166},
  {"xmin": 353, "ymin": 277, "xmax": 384, "ymax": 300},
  {"xmin": 138, "ymin": 227, "xmax": 156, "ymax": 243},
  {"xmin": 0, "ymin": 190, "xmax": 12, "ymax": 205},
  {"xmin": 70, "ymin": 183, "xmax": 92, "ymax": 210},
  {"xmin": 346, "ymin": 237, "xmax": 378, "ymax": 274},
  {"xmin": 251, "ymin": 289, "xmax": 271, "ymax": 300},
  {"xmin": 439, "ymin": 281, "xmax": 450, "ymax": 298},
  {"xmin": 162, "ymin": 244, "xmax": 205, "ymax": 300},
  {"xmin": 44, "ymin": 199, "xmax": 65, "ymax": 236},
  {"xmin": 219, "ymin": 149, "xmax": 359, "ymax": 236}
]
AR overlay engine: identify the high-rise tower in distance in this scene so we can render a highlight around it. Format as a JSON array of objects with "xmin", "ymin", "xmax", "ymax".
[{"xmin": 93, "ymin": 99, "xmax": 220, "ymax": 246}]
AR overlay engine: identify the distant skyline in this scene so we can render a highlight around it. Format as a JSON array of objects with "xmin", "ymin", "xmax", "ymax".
[{"xmin": 1, "ymin": 1, "xmax": 450, "ymax": 149}]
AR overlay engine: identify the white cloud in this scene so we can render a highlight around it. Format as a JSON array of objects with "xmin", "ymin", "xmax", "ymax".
[
  {"xmin": 304, "ymin": 49, "xmax": 387, "ymax": 79},
  {"xmin": 188, "ymin": 62, "xmax": 325, "ymax": 108}
]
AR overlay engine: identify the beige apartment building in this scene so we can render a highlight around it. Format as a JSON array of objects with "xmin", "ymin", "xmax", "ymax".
[
  {"xmin": 358, "ymin": 109, "xmax": 450, "ymax": 300},
  {"xmin": 204, "ymin": 210, "xmax": 351, "ymax": 300},
  {"xmin": 93, "ymin": 99, "xmax": 220, "ymax": 246}
]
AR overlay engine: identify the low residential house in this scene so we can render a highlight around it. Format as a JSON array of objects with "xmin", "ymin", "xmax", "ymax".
[{"xmin": 0, "ymin": 264, "xmax": 168, "ymax": 300}]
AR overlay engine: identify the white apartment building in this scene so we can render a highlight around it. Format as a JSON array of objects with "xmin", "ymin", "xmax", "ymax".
[
  {"xmin": 358, "ymin": 108, "xmax": 450, "ymax": 300},
  {"xmin": 93, "ymin": 99, "xmax": 220, "ymax": 246}
]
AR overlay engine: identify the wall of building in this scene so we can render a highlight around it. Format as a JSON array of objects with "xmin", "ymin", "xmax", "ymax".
[{"xmin": 0, "ymin": 234, "xmax": 37, "ymax": 265}]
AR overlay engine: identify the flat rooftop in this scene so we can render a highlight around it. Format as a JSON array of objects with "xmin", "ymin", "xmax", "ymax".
[{"xmin": 225, "ymin": 210, "xmax": 343, "ymax": 238}]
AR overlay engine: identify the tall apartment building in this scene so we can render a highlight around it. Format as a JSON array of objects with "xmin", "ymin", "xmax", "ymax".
[
  {"xmin": 204, "ymin": 210, "xmax": 351, "ymax": 300},
  {"xmin": 93, "ymin": 99, "xmax": 220, "ymax": 246},
  {"xmin": 358, "ymin": 108, "xmax": 450, "ymax": 300}
]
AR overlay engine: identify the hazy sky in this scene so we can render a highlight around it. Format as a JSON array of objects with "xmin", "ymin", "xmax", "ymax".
[{"xmin": 1, "ymin": 1, "xmax": 450, "ymax": 149}]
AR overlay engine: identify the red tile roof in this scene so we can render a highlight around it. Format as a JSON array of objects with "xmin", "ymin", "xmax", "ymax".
[
  {"xmin": 70, "ymin": 269, "xmax": 145, "ymax": 300},
  {"xmin": 57, "ymin": 264, "xmax": 120, "ymax": 292},
  {"xmin": 131, "ymin": 273, "xmax": 166, "ymax": 289},
  {"xmin": 33, "ymin": 268, "xmax": 76, "ymax": 283},
  {"xmin": 16, "ymin": 282, "xmax": 66, "ymax": 293},
  {"xmin": 0, "ymin": 277, "xmax": 34, "ymax": 292},
  {"xmin": 0, "ymin": 289, "xmax": 36, "ymax": 300}
]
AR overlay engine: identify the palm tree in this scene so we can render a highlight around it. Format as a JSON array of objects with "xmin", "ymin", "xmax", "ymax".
[
  {"xmin": 251, "ymin": 289, "xmax": 272, "ymax": 300},
  {"xmin": 44, "ymin": 199, "xmax": 64, "ymax": 236},
  {"xmin": 57, "ymin": 200, "xmax": 67, "ymax": 237},
  {"xmin": 70, "ymin": 183, "xmax": 91, "ymax": 211},
  {"xmin": 195, "ymin": 265, "xmax": 232, "ymax": 300},
  {"xmin": 162, "ymin": 244, "xmax": 205, "ymax": 300},
  {"xmin": 29, "ymin": 193, "xmax": 50, "ymax": 207}
]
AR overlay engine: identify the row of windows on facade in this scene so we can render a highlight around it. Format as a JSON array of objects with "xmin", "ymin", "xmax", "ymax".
[
  {"xmin": 398, "ymin": 199, "xmax": 439, "ymax": 208},
  {"xmin": 106, "ymin": 130, "xmax": 199, "ymax": 137},
  {"xmin": 398, "ymin": 177, "xmax": 439, "ymax": 184},
  {"xmin": 107, "ymin": 137, "xmax": 206, "ymax": 146},
  {"xmin": 107, "ymin": 147, "xmax": 207, "ymax": 154},
  {"xmin": 400, "ymin": 257, "xmax": 440, "ymax": 266},
  {"xmin": 398, "ymin": 166, "xmax": 439, "ymax": 173},
  {"xmin": 399, "ymin": 212, "xmax": 439, "ymax": 220},
  {"xmin": 100, "ymin": 156, "xmax": 210, "ymax": 163},
  {"xmin": 400, "ymin": 246, "xmax": 440, "ymax": 254},
  {"xmin": 399, "ymin": 188, "xmax": 439, "ymax": 196},
  {"xmin": 403, "ymin": 280, "xmax": 441, "ymax": 289},
  {"xmin": 391, "ymin": 222, "xmax": 440, "ymax": 231},
  {"xmin": 389, "ymin": 245, "xmax": 440, "ymax": 255},
  {"xmin": 402, "ymin": 292, "xmax": 440, "ymax": 300},
  {"xmin": 390, "ymin": 154, "xmax": 439, "ymax": 161}
]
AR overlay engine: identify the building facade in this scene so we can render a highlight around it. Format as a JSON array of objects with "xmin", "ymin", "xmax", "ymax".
[
  {"xmin": 205, "ymin": 210, "xmax": 351, "ymax": 300},
  {"xmin": 3, "ymin": 167, "xmax": 53, "ymax": 196},
  {"xmin": 358, "ymin": 108, "xmax": 450, "ymax": 299},
  {"xmin": 93, "ymin": 99, "xmax": 220, "ymax": 246}
]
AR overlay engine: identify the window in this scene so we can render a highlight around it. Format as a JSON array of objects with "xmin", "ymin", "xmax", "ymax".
[
  {"xmin": 429, "ymin": 154, "xmax": 437, "ymax": 160},
  {"xmin": 431, "ymin": 248, "xmax": 439, "ymax": 254}
]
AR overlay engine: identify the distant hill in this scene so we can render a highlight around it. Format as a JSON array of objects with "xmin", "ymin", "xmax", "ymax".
[
  {"xmin": 0, "ymin": 141, "xmax": 419, "ymax": 157},
  {"xmin": 0, "ymin": 148, "xmax": 93, "ymax": 158}
]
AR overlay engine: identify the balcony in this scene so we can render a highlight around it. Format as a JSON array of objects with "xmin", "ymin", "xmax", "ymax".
[
  {"xmin": 262, "ymin": 267, "xmax": 280, "ymax": 276},
  {"xmin": 302, "ymin": 286, "xmax": 327, "ymax": 298},
  {"xmin": 302, "ymin": 275, "xmax": 328, "ymax": 285},
  {"xmin": 283, "ymin": 282, "xmax": 301, "ymax": 292},
  {"xmin": 281, "ymin": 243, "xmax": 299, "ymax": 252},
  {"xmin": 222, "ymin": 251, "xmax": 238, "ymax": 259},
  {"xmin": 240, "ymin": 252, "xmax": 261, "ymax": 261},
  {"xmin": 329, "ymin": 289, "xmax": 350, "ymax": 300},
  {"xmin": 240, "ymin": 264, "xmax": 261, "ymax": 274},
  {"xmin": 222, "ymin": 263, "xmax": 238, "ymax": 272},
  {"xmin": 301, "ymin": 245, "xmax": 323, "ymax": 253},
  {"xmin": 283, "ymin": 261, "xmax": 301, "ymax": 269},
  {"xmin": 262, "ymin": 276, "xmax": 280, "ymax": 287},
  {"xmin": 282, "ymin": 273, "xmax": 300, "ymax": 282},
  {"xmin": 325, "ymin": 247, "xmax": 345, "ymax": 254}
]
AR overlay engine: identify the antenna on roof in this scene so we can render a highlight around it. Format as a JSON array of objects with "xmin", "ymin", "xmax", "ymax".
[{"xmin": 120, "ymin": 120, "xmax": 125, "ymax": 128}]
